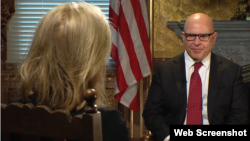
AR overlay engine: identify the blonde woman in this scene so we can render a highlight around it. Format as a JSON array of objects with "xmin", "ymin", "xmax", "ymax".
[{"xmin": 11, "ymin": 2, "xmax": 130, "ymax": 141}]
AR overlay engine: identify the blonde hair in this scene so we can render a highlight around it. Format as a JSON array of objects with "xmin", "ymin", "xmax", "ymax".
[{"xmin": 20, "ymin": 2, "xmax": 111, "ymax": 111}]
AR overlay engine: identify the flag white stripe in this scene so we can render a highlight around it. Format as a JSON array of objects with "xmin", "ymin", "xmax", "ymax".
[
  {"xmin": 111, "ymin": 26, "xmax": 118, "ymax": 47},
  {"xmin": 139, "ymin": 0, "xmax": 149, "ymax": 36},
  {"xmin": 120, "ymin": 83, "xmax": 138, "ymax": 107},
  {"xmin": 114, "ymin": 78, "xmax": 120, "ymax": 94},
  {"xmin": 121, "ymin": 0, "xmax": 151, "ymax": 77},
  {"xmin": 112, "ymin": 27, "xmax": 137, "ymax": 86}
]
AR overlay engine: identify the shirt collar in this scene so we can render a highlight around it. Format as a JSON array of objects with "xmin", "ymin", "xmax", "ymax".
[{"xmin": 184, "ymin": 50, "xmax": 211, "ymax": 69}]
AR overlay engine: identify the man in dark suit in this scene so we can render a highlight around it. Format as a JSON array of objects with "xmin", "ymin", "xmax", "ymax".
[{"xmin": 143, "ymin": 13, "xmax": 249, "ymax": 141}]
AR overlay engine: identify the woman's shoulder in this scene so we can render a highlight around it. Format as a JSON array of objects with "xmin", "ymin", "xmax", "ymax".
[
  {"xmin": 98, "ymin": 108, "xmax": 127, "ymax": 126},
  {"xmin": 98, "ymin": 108, "xmax": 130, "ymax": 141},
  {"xmin": 98, "ymin": 108, "xmax": 124, "ymax": 118}
]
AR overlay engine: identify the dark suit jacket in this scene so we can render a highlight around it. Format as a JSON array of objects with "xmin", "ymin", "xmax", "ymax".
[
  {"xmin": 142, "ymin": 52, "xmax": 249, "ymax": 141},
  {"xmin": 10, "ymin": 98, "xmax": 130, "ymax": 141}
]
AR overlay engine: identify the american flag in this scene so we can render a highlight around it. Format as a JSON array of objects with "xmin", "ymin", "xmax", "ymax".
[{"xmin": 109, "ymin": 0, "xmax": 152, "ymax": 112}]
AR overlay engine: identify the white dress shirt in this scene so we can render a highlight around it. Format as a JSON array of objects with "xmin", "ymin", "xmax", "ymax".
[
  {"xmin": 164, "ymin": 51, "xmax": 211, "ymax": 141},
  {"xmin": 184, "ymin": 50, "xmax": 211, "ymax": 125}
]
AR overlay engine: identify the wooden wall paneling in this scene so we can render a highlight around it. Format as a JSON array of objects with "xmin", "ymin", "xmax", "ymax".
[
  {"xmin": 1, "ymin": 0, "xmax": 15, "ymax": 62},
  {"xmin": 1, "ymin": 0, "xmax": 17, "ymax": 104},
  {"xmin": 1, "ymin": 64, "xmax": 21, "ymax": 104}
]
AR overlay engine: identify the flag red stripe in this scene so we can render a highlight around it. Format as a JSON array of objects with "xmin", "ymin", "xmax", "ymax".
[
  {"xmin": 129, "ymin": 90, "xmax": 140, "ymax": 112},
  {"xmin": 111, "ymin": 44, "xmax": 128, "ymax": 92},
  {"xmin": 109, "ymin": 6, "xmax": 119, "ymax": 31},
  {"xmin": 130, "ymin": 0, "xmax": 152, "ymax": 70},
  {"xmin": 111, "ymin": 43, "xmax": 118, "ymax": 62},
  {"xmin": 118, "ymin": 3, "xmax": 143, "ymax": 81}
]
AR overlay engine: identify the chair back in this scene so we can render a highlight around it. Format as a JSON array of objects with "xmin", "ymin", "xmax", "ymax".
[{"xmin": 1, "ymin": 89, "xmax": 102, "ymax": 141}]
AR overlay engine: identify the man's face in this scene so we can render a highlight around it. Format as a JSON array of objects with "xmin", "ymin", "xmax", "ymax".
[{"xmin": 181, "ymin": 18, "xmax": 217, "ymax": 62}]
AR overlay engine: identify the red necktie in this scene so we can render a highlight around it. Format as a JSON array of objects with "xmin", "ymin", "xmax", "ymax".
[{"xmin": 186, "ymin": 62, "xmax": 203, "ymax": 125}]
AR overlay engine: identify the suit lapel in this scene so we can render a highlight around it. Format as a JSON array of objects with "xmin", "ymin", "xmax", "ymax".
[
  {"xmin": 207, "ymin": 53, "xmax": 224, "ymax": 124},
  {"xmin": 171, "ymin": 53, "xmax": 187, "ymax": 122}
]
